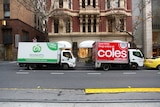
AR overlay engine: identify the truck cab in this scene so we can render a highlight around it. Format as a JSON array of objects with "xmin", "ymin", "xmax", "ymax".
[
  {"xmin": 128, "ymin": 49, "xmax": 144, "ymax": 69},
  {"xmin": 61, "ymin": 50, "xmax": 76, "ymax": 69}
]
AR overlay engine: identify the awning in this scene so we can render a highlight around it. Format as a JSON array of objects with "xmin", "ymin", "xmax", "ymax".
[
  {"xmin": 79, "ymin": 40, "xmax": 95, "ymax": 48},
  {"xmin": 57, "ymin": 41, "xmax": 72, "ymax": 48}
]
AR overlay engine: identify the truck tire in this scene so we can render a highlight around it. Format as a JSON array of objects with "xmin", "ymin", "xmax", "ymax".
[
  {"xmin": 27, "ymin": 64, "xmax": 36, "ymax": 70},
  {"xmin": 102, "ymin": 64, "xmax": 110, "ymax": 71},
  {"xmin": 131, "ymin": 64, "xmax": 138, "ymax": 70},
  {"xmin": 62, "ymin": 64, "xmax": 69, "ymax": 70}
]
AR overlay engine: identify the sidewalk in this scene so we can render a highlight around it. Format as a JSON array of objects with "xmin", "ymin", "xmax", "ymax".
[{"xmin": 0, "ymin": 88, "xmax": 160, "ymax": 103}]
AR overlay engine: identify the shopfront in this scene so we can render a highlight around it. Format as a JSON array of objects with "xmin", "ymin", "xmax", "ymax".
[{"xmin": 78, "ymin": 40, "xmax": 94, "ymax": 62}]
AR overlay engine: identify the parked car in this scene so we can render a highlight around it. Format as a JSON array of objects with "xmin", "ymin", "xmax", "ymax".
[{"xmin": 144, "ymin": 56, "xmax": 160, "ymax": 70}]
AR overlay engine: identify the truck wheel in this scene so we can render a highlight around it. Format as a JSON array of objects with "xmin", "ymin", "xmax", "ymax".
[
  {"xmin": 131, "ymin": 64, "xmax": 138, "ymax": 70},
  {"xmin": 103, "ymin": 64, "xmax": 110, "ymax": 71},
  {"xmin": 27, "ymin": 64, "xmax": 35, "ymax": 70},
  {"xmin": 62, "ymin": 64, "xmax": 69, "ymax": 70}
]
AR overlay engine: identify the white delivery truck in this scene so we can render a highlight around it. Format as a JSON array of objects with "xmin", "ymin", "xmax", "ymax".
[
  {"xmin": 92, "ymin": 41, "xmax": 144, "ymax": 70},
  {"xmin": 17, "ymin": 42, "xmax": 76, "ymax": 70}
]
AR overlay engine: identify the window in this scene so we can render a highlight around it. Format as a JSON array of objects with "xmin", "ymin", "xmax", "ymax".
[
  {"xmin": 88, "ymin": 0, "xmax": 90, "ymax": 5},
  {"xmin": 108, "ymin": 18, "xmax": 113, "ymax": 32},
  {"xmin": 115, "ymin": 0, "xmax": 120, "ymax": 8},
  {"xmin": 34, "ymin": 15, "xmax": 37, "ymax": 28},
  {"xmin": 81, "ymin": 15, "xmax": 97, "ymax": 33},
  {"xmin": 82, "ymin": 18, "xmax": 86, "ymax": 32},
  {"xmin": 120, "ymin": 19, "xmax": 124, "ymax": 31},
  {"xmin": 82, "ymin": 0, "xmax": 85, "ymax": 8},
  {"xmin": 22, "ymin": 31, "xmax": 29, "ymax": 42},
  {"xmin": 4, "ymin": 4, "xmax": 10, "ymax": 11},
  {"xmin": 63, "ymin": 52, "xmax": 72, "ymax": 59},
  {"xmin": 133, "ymin": 51, "xmax": 143, "ymax": 58},
  {"xmin": 107, "ymin": 0, "xmax": 111, "ymax": 9},
  {"xmin": 68, "ymin": 0, "xmax": 71, "ymax": 9},
  {"xmin": 59, "ymin": 0, "xmax": 63, "ymax": 8},
  {"xmin": 66, "ymin": 19, "xmax": 70, "ymax": 33},
  {"xmin": 93, "ymin": 0, "xmax": 96, "ymax": 8},
  {"xmin": 2, "ymin": 29, "xmax": 12, "ymax": 44},
  {"xmin": 93, "ymin": 18, "xmax": 96, "ymax": 32},
  {"xmin": 3, "ymin": 0, "xmax": 10, "ymax": 18},
  {"xmin": 88, "ymin": 16, "xmax": 91, "ymax": 32},
  {"xmin": 54, "ymin": 19, "xmax": 59, "ymax": 33}
]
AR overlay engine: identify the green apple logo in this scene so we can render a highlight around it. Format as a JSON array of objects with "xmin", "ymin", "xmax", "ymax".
[{"xmin": 32, "ymin": 44, "xmax": 41, "ymax": 53}]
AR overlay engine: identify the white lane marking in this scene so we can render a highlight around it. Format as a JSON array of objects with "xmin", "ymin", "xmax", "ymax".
[
  {"xmin": 50, "ymin": 73, "xmax": 64, "ymax": 75},
  {"xmin": 16, "ymin": 72, "xmax": 29, "ymax": 75},
  {"xmin": 123, "ymin": 72, "xmax": 136, "ymax": 75},
  {"xmin": 9, "ymin": 61, "xmax": 17, "ymax": 63},
  {"xmin": 87, "ymin": 73, "xmax": 101, "ymax": 75}
]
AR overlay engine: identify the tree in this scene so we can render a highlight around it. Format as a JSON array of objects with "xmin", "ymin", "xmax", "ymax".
[
  {"xmin": 132, "ymin": 0, "xmax": 152, "ymax": 57},
  {"xmin": 17, "ymin": 0, "xmax": 69, "ymax": 34},
  {"xmin": 133, "ymin": 0, "xmax": 152, "ymax": 33},
  {"xmin": 109, "ymin": 0, "xmax": 152, "ymax": 48}
]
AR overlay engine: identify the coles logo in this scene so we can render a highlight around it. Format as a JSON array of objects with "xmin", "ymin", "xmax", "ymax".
[
  {"xmin": 97, "ymin": 42, "xmax": 128, "ymax": 60},
  {"xmin": 98, "ymin": 48, "xmax": 127, "ymax": 58}
]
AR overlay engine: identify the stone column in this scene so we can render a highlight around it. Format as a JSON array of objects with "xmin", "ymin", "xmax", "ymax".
[
  {"xmin": 86, "ymin": 15, "xmax": 88, "ymax": 32},
  {"xmin": 91, "ymin": 15, "xmax": 94, "ymax": 32},
  {"xmin": 143, "ymin": 0, "xmax": 152, "ymax": 58},
  {"xmin": 80, "ymin": 16, "xmax": 83, "ymax": 32}
]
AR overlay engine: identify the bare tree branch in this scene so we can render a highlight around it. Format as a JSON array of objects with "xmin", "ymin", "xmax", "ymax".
[{"xmin": 16, "ymin": 0, "xmax": 70, "ymax": 33}]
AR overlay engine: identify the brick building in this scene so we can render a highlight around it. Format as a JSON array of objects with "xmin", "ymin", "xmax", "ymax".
[
  {"xmin": 47, "ymin": 0, "xmax": 132, "ymax": 61},
  {"xmin": 0, "ymin": 0, "xmax": 46, "ymax": 61}
]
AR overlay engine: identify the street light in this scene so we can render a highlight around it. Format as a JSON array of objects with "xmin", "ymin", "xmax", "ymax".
[{"xmin": 2, "ymin": 20, "xmax": 6, "ymax": 26}]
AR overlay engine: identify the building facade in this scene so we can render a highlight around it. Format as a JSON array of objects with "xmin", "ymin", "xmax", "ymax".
[
  {"xmin": 48, "ymin": 0, "xmax": 133, "ymax": 61},
  {"xmin": 132, "ymin": 0, "xmax": 159, "ymax": 58},
  {"xmin": 0, "ymin": 0, "xmax": 46, "ymax": 61},
  {"xmin": 152, "ymin": 0, "xmax": 160, "ymax": 57}
]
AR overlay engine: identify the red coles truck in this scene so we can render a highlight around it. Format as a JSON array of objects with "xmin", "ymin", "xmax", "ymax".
[{"xmin": 92, "ymin": 41, "xmax": 144, "ymax": 70}]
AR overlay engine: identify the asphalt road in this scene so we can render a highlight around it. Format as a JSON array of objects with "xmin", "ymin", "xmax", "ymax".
[
  {"xmin": 0, "ymin": 61, "xmax": 160, "ymax": 89},
  {"xmin": 0, "ymin": 61, "xmax": 160, "ymax": 107}
]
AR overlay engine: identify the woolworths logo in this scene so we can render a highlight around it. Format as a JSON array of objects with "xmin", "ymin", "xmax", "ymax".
[
  {"xmin": 47, "ymin": 43, "xmax": 58, "ymax": 50},
  {"xmin": 32, "ymin": 44, "xmax": 41, "ymax": 53}
]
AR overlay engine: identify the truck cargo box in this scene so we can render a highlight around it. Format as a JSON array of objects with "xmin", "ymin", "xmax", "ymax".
[
  {"xmin": 17, "ymin": 42, "xmax": 60, "ymax": 64},
  {"xmin": 92, "ymin": 41, "xmax": 129, "ymax": 64}
]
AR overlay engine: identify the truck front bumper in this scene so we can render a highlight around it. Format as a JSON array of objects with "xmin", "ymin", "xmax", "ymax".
[{"xmin": 69, "ymin": 63, "xmax": 76, "ymax": 68}]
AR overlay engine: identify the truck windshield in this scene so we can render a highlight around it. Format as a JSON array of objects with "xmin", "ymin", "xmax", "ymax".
[{"xmin": 133, "ymin": 51, "xmax": 143, "ymax": 58}]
